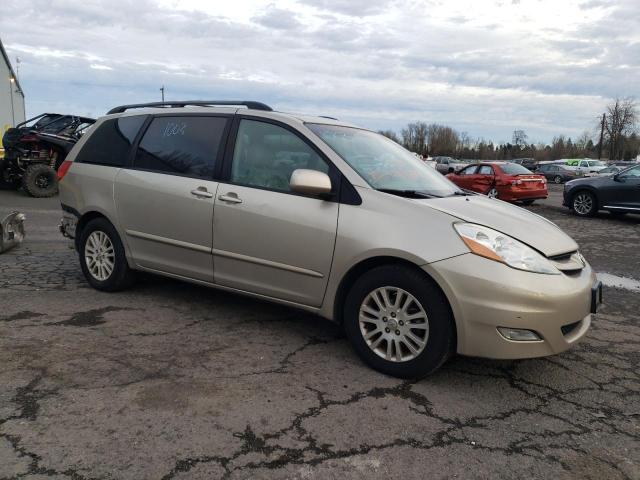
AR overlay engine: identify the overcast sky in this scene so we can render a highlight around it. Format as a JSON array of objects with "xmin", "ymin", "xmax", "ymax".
[{"xmin": 1, "ymin": 0, "xmax": 638, "ymax": 143}]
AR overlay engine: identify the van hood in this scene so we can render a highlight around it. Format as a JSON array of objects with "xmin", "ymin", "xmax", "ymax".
[{"xmin": 421, "ymin": 195, "xmax": 578, "ymax": 257}]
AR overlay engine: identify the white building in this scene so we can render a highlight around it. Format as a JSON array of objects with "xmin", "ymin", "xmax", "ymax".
[{"xmin": 0, "ymin": 37, "xmax": 26, "ymax": 134}]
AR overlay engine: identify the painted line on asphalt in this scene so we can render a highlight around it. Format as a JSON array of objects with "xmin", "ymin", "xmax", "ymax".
[{"xmin": 597, "ymin": 272, "xmax": 640, "ymax": 292}]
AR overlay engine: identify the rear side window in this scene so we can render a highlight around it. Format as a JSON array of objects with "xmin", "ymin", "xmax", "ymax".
[
  {"xmin": 134, "ymin": 116, "xmax": 227, "ymax": 179},
  {"xmin": 478, "ymin": 166, "xmax": 494, "ymax": 175},
  {"xmin": 75, "ymin": 116, "xmax": 145, "ymax": 167}
]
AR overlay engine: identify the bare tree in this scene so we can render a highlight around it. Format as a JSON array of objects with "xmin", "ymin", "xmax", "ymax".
[
  {"xmin": 401, "ymin": 122, "xmax": 428, "ymax": 154},
  {"xmin": 512, "ymin": 130, "xmax": 528, "ymax": 148},
  {"xmin": 603, "ymin": 98, "xmax": 637, "ymax": 160},
  {"xmin": 378, "ymin": 130, "xmax": 400, "ymax": 143},
  {"xmin": 575, "ymin": 131, "xmax": 592, "ymax": 151},
  {"xmin": 426, "ymin": 124, "xmax": 459, "ymax": 156}
]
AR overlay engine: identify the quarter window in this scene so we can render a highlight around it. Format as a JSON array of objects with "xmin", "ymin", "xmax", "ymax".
[
  {"xmin": 134, "ymin": 116, "xmax": 227, "ymax": 179},
  {"xmin": 75, "ymin": 116, "xmax": 146, "ymax": 167},
  {"xmin": 231, "ymin": 120, "xmax": 329, "ymax": 192}
]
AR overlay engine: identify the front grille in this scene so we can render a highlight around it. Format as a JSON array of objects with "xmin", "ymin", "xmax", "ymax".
[
  {"xmin": 548, "ymin": 252, "xmax": 573, "ymax": 262},
  {"xmin": 549, "ymin": 251, "xmax": 585, "ymax": 275},
  {"xmin": 561, "ymin": 320, "xmax": 581, "ymax": 336}
]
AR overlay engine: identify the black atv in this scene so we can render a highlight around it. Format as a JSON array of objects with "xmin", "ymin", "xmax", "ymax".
[{"xmin": 1, "ymin": 113, "xmax": 95, "ymax": 197}]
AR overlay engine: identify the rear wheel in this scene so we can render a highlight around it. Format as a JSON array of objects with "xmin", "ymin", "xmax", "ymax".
[
  {"xmin": 22, "ymin": 164, "xmax": 58, "ymax": 197},
  {"xmin": 486, "ymin": 186, "xmax": 499, "ymax": 199},
  {"xmin": 571, "ymin": 191, "xmax": 597, "ymax": 217},
  {"xmin": 79, "ymin": 218, "xmax": 134, "ymax": 291},
  {"xmin": 343, "ymin": 265, "xmax": 455, "ymax": 378},
  {"xmin": 553, "ymin": 175, "xmax": 563, "ymax": 184},
  {"xmin": 521, "ymin": 199, "xmax": 535, "ymax": 206}
]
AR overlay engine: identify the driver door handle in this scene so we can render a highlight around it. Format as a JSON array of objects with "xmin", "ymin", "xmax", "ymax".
[
  {"xmin": 218, "ymin": 193, "xmax": 243, "ymax": 204},
  {"xmin": 190, "ymin": 187, "xmax": 213, "ymax": 198}
]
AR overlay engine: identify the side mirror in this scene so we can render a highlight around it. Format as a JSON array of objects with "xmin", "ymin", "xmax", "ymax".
[{"xmin": 290, "ymin": 169, "xmax": 332, "ymax": 197}]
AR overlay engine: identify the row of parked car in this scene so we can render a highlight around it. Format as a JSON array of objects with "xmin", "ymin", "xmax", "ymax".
[
  {"xmin": 432, "ymin": 156, "xmax": 639, "ymax": 218},
  {"xmin": 431, "ymin": 156, "xmax": 636, "ymax": 183}
]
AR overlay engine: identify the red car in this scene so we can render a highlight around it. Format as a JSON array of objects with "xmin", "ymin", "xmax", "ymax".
[{"xmin": 446, "ymin": 162, "xmax": 547, "ymax": 204}]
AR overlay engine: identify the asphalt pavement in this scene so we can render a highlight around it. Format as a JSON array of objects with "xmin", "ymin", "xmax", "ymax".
[{"xmin": 0, "ymin": 186, "xmax": 638, "ymax": 480}]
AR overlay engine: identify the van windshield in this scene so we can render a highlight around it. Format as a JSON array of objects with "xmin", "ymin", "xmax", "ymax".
[{"xmin": 307, "ymin": 124, "xmax": 462, "ymax": 197}]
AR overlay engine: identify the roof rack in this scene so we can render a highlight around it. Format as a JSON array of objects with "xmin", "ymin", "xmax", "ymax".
[{"xmin": 106, "ymin": 100, "xmax": 273, "ymax": 115}]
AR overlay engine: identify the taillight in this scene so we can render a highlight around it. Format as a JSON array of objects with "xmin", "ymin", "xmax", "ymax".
[
  {"xmin": 511, "ymin": 179, "xmax": 523, "ymax": 186},
  {"xmin": 57, "ymin": 160, "xmax": 73, "ymax": 181}
]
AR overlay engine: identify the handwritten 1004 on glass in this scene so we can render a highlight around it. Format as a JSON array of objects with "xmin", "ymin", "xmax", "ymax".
[{"xmin": 162, "ymin": 122, "xmax": 187, "ymax": 137}]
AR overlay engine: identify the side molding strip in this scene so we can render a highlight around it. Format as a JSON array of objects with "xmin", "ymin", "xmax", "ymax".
[
  {"xmin": 125, "ymin": 231, "xmax": 324, "ymax": 278},
  {"xmin": 212, "ymin": 248, "xmax": 324, "ymax": 278},
  {"xmin": 126, "ymin": 229, "xmax": 211, "ymax": 253}
]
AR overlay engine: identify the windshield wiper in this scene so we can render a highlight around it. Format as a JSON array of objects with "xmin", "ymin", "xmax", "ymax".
[{"xmin": 376, "ymin": 188, "xmax": 442, "ymax": 199}]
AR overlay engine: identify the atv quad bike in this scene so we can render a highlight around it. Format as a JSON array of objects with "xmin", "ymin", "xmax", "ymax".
[{"xmin": 1, "ymin": 113, "xmax": 95, "ymax": 197}]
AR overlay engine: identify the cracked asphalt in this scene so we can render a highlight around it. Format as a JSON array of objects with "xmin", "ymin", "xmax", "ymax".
[{"xmin": 1, "ymin": 186, "xmax": 639, "ymax": 479}]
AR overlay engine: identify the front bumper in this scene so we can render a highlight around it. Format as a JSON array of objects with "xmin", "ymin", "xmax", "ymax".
[
  {"xmin": 424, "ymin": 253, "xmax": 597, "ymax": 359},
  {"xmin": 0, "ymin": 212, "xmax": 26, "ymax": 253}
]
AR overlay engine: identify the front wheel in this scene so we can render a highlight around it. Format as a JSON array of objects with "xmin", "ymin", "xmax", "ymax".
[
  {"xmin": 343, "ymin": 265, "xmax": 455, "ymax": 378},
  {"xmin": 571, "ymin": 191, "xmax": 597, "ymax": 217},
  {"xmin": 79, "ymin": 218, "xmax": 134, "ymax": 291}
]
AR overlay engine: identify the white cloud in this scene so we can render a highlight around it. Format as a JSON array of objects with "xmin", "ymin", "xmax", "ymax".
[
  {"xmin": 89, "ymin": 64, "xmax": 113, "ymax": 71},
  {"xmin": 0, "ymin": 0, "xmax": 637, "ymax": 143}
]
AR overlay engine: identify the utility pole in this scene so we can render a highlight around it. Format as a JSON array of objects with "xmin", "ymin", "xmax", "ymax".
[
  {"xmin": 160, "ymin": 85, "xmax": 165, "ymax": 102},
  {"xmin": 597, "ymin": 113, "xmax": 605, "ymax": 160}
]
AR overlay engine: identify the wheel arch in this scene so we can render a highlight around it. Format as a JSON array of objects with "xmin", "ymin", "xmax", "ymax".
[
  {"xmin": 332, "ymin": 256, "xmax": 458, "ymax": 351},
  {"xmin": 74, "ymin": 210, "xmax": 116, "ymax": 251},
  {"xmin": 569, "ymin": 186, "xmax": 600, "ymax": 210}
]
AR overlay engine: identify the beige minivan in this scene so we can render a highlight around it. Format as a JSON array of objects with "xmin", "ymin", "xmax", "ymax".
[{"xmin": 58, "ymin": 101, "xmax": 602, "ymax": 378}]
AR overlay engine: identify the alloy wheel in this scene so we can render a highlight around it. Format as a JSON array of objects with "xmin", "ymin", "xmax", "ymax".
[
  {"xmin": 85, "ymin": 231, "xmax": 115, "ymax": 281},
  {"xmin": 358, "ymin": 287, "xmax": 429, "ymax": 362},
  {"xmin": 487, "ymin": 187, "xmax": 499, "ymax": 199},
  {"xmin": 573, "ymin": 193, "xmax": 594, "ymax": 215},
  {"xmin": 554, "ymin": 175, "xmax": 562, "ymax": 184}
]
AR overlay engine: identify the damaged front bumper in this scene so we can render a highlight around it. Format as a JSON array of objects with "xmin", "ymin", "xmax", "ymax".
[{"xmin": 0, "ymin": 211, "xmax": 26, "ymax": 253}]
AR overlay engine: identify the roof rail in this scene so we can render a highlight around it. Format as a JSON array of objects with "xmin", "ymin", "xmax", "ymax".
[{"xmin": 106, "ymin": 100, "xmax": 272, "ymax": 115}]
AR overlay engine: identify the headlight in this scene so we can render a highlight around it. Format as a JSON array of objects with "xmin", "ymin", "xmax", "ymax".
[{"xmin": 454, "ymin": 223, "xmax": 560, "ymax": 275}]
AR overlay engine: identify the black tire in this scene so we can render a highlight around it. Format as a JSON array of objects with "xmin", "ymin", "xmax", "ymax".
[
  {"xmin": 521, "ymin": 199, "xmax": 535, "ymax": 206},
  {"xmin": 486, "ymin": 186, "xmax": 499, "ymax": 199},
  {"xmin": 553, "ymin": 175, "xmax": 563, "ymax": 184},
  {"xmin": 78, "ymin": 218, "xmax": 134, "ymax": 292},
  {"xmin": 343, "ymin": 265, "xmax": 455, "ymax": 378},
  {"xmin": 570, "ymin": 190, "xmax": 597, "ymax": 217},
  {"xmin": 22, "ymin": 164, "xmax": 58, "ymax": 197}
]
